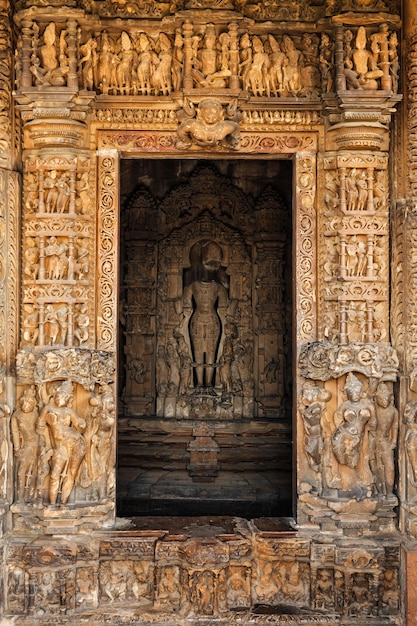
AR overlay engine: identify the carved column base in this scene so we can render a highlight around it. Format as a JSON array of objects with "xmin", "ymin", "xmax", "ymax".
[{"xmin": 10, "ymin": 501, "xmax": 115, "ymax": 535}]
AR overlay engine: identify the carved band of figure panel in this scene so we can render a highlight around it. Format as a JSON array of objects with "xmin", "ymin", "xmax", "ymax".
[{"xmin": 15, "ymin": 20, "xmax": 399, "ymax": 99}]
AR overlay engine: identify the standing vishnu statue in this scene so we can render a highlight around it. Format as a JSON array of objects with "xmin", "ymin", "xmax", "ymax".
[{"xmin": 182, "ymin": 240, "xmax": 228, "ymax": 389}]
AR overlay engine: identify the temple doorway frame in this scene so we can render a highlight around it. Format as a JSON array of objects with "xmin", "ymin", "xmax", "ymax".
[{"xmin": 95, "ymin": 128, "xmax": 319, "ymax": 520}]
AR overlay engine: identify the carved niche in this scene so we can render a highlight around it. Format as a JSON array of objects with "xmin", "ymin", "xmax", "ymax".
[{"xmin": 120, "ymin": 163, "xmax": 291, "ymax": 424}]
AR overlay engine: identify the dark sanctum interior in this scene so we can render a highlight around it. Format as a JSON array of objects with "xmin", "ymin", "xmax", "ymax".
[{"xmin": 117, "ymin": 158, "xmax": 293, "ymax": 517}]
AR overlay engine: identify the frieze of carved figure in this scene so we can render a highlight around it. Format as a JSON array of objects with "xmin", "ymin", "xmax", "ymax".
[
  {"xmin": 11, "ymin": 386, "xmax": 39, "ymax": 502},
  {"xmin": 299, "ymin": 341, "xmax": 399, "ymax": 381},
  {"xmin": 299, "ymin": 382, "xmax": 331, "ymax": 473},
  {"xmin": 342, "ymin": 24, "xmax": 396, "ymax": 92},
  {"xmin": 17, "ymin": 348, "xmax": 114, "ymax": 390},
  {"xmin": 176, "ymin": 99, "xmax": 241, "ymax": 150},
  {"xmin": 37, "ymin": 380, "xmax": 86, "ymax": 505},
  {"xmin": 100, "ymin": 0, "xmax": 324, "ymax": 19},
  {"xmin": 30, "ymin": 22, "xmax": 69, "ymax": 88}
]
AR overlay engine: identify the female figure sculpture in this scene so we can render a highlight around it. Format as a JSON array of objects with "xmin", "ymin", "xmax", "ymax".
[{"xmin": 331, "ymin": 373, "xmax": 377, "ymax": 496}]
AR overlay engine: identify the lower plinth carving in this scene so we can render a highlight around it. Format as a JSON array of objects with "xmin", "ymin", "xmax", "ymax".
[{"xmin": 4, "ymin": 519, "xmax": 401, "ymax": 622}]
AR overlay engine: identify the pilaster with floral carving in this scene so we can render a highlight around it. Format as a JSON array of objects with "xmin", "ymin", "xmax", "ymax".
[
  {"xmin": 11, "ymin": 11, "xmax": 115, "ymax": 532},
  {"xmin": 0, "ymin": 0, "xmax": 19, "ymax": 536},
  {"xmin": 298, "ymin": 15, "xmax": 401, "ymax": 535}
]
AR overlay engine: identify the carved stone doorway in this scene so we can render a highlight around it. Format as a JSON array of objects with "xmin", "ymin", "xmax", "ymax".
[{"xmin": 117, "ymin": 158, "xmax": 293, "ymax": 517}]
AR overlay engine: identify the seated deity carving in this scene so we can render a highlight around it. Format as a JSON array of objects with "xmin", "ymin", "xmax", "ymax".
[
  {"xmin": 31, "ymin": 22, "xmax": 69, "ymax": 87},
  {"xmin": 344, "ymin": 26, "xmax": 384, "ymax": 90}
]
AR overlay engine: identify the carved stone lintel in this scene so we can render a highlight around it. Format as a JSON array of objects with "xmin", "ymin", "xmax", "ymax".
[{"xmin": 299, "ymin": 341, "xmax": 399, "ymax": 381}]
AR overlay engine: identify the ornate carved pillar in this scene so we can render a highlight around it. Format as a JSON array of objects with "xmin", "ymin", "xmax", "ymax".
[
  {"xmin": 0, "ymin": 0, "xmax": 19, "ymax": 535},
  {"xmin": 399, "ymin": 0, "xmax": 417, "ymax": 546},
  {"xmin": 11, "ymin": 14, "xmax": 115, "ymax": 532},
  {"xmin": 298, "ymin": 15, "xmax": 401, "ymax": 536},
  {"xmin": 397, "ymin": 4, "xmax": 417, "ymax": 622}
]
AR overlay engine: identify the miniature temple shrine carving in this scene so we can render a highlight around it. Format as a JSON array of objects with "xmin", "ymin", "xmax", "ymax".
[{"xmin": 1, "ymin": 0, "xmax": 417, "ymax": 622}]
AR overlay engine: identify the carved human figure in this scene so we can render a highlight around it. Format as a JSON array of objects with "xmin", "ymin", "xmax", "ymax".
[
  {"xmin": 43, "ymin": 170, "xmax": 59, "ymax": 213},
  {"xmin": 281, "ymin": 35, "xmax": 303, "ymax": 96},
  {"xmin": 174, "ymin": 329, "xmax": 192, "ymax": 395},
  {"xmin": 152, "ymin": 33, "xmax": 172, "ymax": 95},
  {"xmin": 37, "ymin": 380, "xmax": 86, "ymax": 504},
  {"xmin": 24, "ymin": 237, "xmax": 39, "ymax": 280},
  {"xmin": 79, "ymin": 36, "xmax": 97, "ymax": 91},
  {"xmin": 11, "ymin": 386, "xmax": 39, "ymax": 503},
  {"xmin": 98, "ymin": 31, "xmax": 113, "ymax": 94},
  {"xmin": 373, "ymin": 170, "xmax": 386, "ymax": 211},
  {"xmin": 319, "ymin": 33, "xmax": 334, "ymax": 93},
  {"xmin": 176, "ymin": 98, "xmax": 240, "ymax": 150},
  {"xmin": 74, "ymin": 238, "xmax": 89, "ymax": 279},
  {"xmin": 193, "ymin": 571, "xmax": 214, "ymax": 614},
  {"xmin": 404, "ymin": 401, "xmax": 417, "ymax": 487},
  {"xmin": 36, "ymin": 22, "xmax": 68, "ymax": 86},
  {"xmin": 247, "ymin": 36, "xmax": 270, "ymax": 96},
  {"xmin": 172, "ymin": 28, "xmax": 184, "ymax": 91},
  {"xmin": 345, "ymin": 169, "xmax": 359, "ymax": 211},
  {"xmin": 268, "ymin": 35, "xmax": 285, "ymax": 95},
  {"xmin": 55, "ymin": 172, "xmax": 71, "ymax": 213},
  {"xmin": 239, "ymin": 33, "xmax": 252, "ymax": 91},
  {"xmin": 136, "ymin": 33, "xmax": 156, "ymax": 95},
  {"xmin": 156, "ymin": 345, "xmax": 169, "ymax": 395},
  {"xmin": 166, "ymin": 336, "xmax": 180, "ymax": 393},
  {"xmin": 183, "ymin": 241, "xmax": 228, "ymax": 388},
  {"xmin": 74, "ymin": 303, "xmax": 89, "ymax": 345},
  {"xmin": 389, "ymin": 32, "xmax": 399, "ymax": 94},
  {"xmin": 299, "ymin": 382, "xmax": 331, "ymax": 472},
  {"xmin": 346, "ymin": 235, "xmax": 359, "ymax": 276},
  {"xmin": 44, "ymin": 236, "xmax": 68, "ymax": 280},
  {"xmin": 331, "ymin": 373, "xmax": 377, "ymax": 495},
  {"xmin": 116, "ymin": 31, "xmax": 136, "ymax": 95},
  {"xmin": 219, "ymin": 321, "xmax": 236, "ymax": 394},
  {"xmin": 356, "ymin": 171, "xmax": 368, "ymax": 211},
  {"xmin": 90, "ymin": 385, "xmax": 115, "ymax": 499},
  {"xmin": 374, "ymin": 382, "xmax": 398, "ymax": 496},
  {"xmin": 350, "ymin": 26, "xmax": 383, "ymax": 90},
  {"xmin": 44, "ymin": 304, "xmax": 60, "ymax": 345}
]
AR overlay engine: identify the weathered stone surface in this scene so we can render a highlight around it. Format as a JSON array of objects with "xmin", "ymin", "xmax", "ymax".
[{"xmin": 0, "ymin": 0, "xmax": 415, "ymax": 622}]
